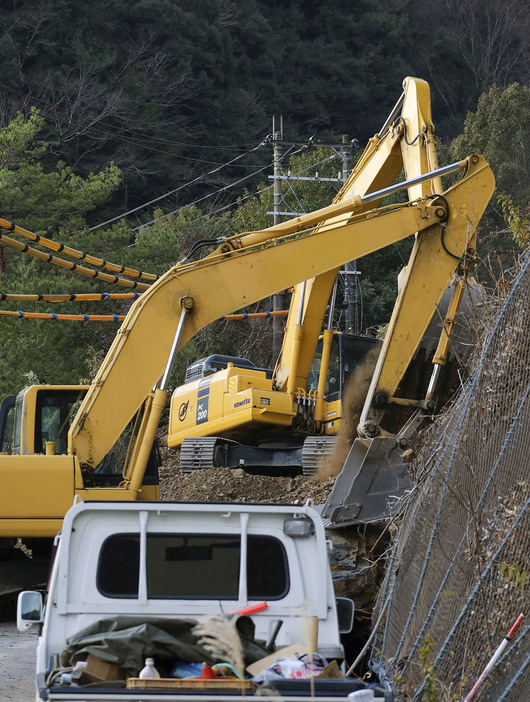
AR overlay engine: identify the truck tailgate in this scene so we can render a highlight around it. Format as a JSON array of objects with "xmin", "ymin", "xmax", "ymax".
[{"xmin": 43, "ymin": 679, "xmax": 393, "ymax": 701}]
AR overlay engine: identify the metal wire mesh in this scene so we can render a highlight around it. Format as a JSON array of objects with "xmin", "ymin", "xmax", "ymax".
[{"xmin": 370, "ymin": 253, "xmax": 530, "ymax": 700}]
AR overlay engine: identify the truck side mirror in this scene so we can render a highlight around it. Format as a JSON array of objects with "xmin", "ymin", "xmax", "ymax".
[
  {"xmin": 336, "ymin": 596, "xmax": 354, "ymax": 634},
  {"xmin": 17, "ymin": 590, "xmax": 43, "ymax": 631}
]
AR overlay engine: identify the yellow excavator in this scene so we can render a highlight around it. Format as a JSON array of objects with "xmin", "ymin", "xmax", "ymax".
[
  {"xmin": 0, "ymin": 78, "xmax": 494, "ymax": 583},
  {"xmin": 167, "ymin": 76, "xmax": 489, "ymax": 523},
  {"xmin": 0, "ymin": 384, "xmax": 159, "ymax": 594}
]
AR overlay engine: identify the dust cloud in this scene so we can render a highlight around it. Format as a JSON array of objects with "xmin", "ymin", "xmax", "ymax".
[{"xmin": 318, "ymin": 348, "xmax": 379, "ymax": 479}]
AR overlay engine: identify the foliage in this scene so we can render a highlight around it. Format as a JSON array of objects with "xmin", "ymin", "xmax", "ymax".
[
  {"xmin": 0, "ymin": 0, "xmax": 527, "ymax": 212},
  {"xmin": 0, "ymin": 1, "xmax": 528, "ymax": 397},
  {"xmin": 450, "ymin": 83, "xmax": 530, "ymax": 266},
  {"xmin": 0, "ymin": 110, "xmax": 120, "ymax": 233},
  {"xmin": 0, "ymin": 0, "xmax": 420, "ymax": 210},
  {"xmin": 497, "ymin": 194, "xmax": 530, "ymax": 250},
  {"xmin": 409, "ymin": 0, "xmax": 530, "ymax": 134},
  {"xmin": 132, "ymin": 206, "xmax": 233, "ymax": 273},
  {"xmin": 0, "ymin": 110, "xmax": 122, "ymax": 396},
  {"xmin": 419, "ymin": 636, "xmax": 438, "ymax": 702},
  {"xmin": 451, "ymin": 84, "xmax": 530, "ymax": 205}
]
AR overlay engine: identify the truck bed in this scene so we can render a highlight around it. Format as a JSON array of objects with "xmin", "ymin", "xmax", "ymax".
[{"xmin": 42, "ymin": 677, "xmax": 392, "ymax": 701}]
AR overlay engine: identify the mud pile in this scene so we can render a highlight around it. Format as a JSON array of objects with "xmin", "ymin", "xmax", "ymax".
[{"xmin": 160, "ymin": 456, "xmax": 335, "ymax": 506}]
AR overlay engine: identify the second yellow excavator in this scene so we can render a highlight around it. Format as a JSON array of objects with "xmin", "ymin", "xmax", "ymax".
[{"xmin": 167, "ymin": 77, "xmax": 492, "ymax": 524}]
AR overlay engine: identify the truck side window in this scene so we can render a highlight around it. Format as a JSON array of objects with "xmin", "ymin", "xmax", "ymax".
[
  {"xmin": 97, "ymin": 533, "xmax": 289, "ymax": 600},
  {"xmin": 97, "ymin": 534, "xmax": 140, "ymax": 597}
]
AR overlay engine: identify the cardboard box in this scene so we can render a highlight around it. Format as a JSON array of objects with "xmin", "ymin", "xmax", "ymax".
[{"xmin": 83, "ymin": 653, "xmax": 125, "ymax": 682}]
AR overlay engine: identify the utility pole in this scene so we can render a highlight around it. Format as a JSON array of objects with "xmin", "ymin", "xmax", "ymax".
[
  {"xmin": 340, "ymin": 134, "xmax": 360, "ymax": 334},
  {"xmin": 343, "ymin": 262, "xmax": 361, "ymax": 334},
  {"xmin": 340, "ymin": 134, "xmax": 352, "ymax": 180},
  {"xmin": 267, "ymin": 123, "xmax": 357, "ymax": 355},
  {"xmin": 272, "ymin": 116, "xmax": 285, "ymax": 361}
]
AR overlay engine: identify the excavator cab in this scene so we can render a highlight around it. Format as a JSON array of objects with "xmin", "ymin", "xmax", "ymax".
[
  {"xmin": 0, "ymin": 385, "xmax": 161, "ymax": 596},
  {"xmin": 308, "ymin": 333, "xmax": 382, "ymax": 400},
  {"xmin": 23, "ymin": 387, "xmax": 85, "ymax": 455},
  {"xmin": 0, "ymin": 386, "xmax": 86, "ymax": 457},
  {"xmin": 0, "ymin": 385, "xmax": 160, "ymax": 484}
]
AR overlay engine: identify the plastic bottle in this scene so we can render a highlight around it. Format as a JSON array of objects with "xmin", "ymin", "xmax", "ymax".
[
  {"xmin": 348, "ymin": 691, "xmax": 375, "ymax": 701},
  {"xmin": 139, "ymin": 658, "xmax": 161, "ymax": 679}
]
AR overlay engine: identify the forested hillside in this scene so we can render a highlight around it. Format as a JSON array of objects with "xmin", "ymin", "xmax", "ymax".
[{"xmin": 0, "ymin": 0, "xmax": 529, "ymax": 395}]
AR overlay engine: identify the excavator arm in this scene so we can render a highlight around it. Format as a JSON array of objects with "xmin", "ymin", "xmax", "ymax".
[
  {"xmin": 70, "ymin": 154, "xmax": 494, "ymax": 498},
  {"xmin": 274, "ymin": 76, "xmax": 443, "ymax": 394}
]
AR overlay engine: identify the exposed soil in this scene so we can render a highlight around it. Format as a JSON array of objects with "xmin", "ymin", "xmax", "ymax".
[
  {"xmin": 158, "ymin": 431, "xmax": 335, "ymax": 505},
  {"xmin": 160, "ymin": 463, "xmax": 335, "ymax": 506}
]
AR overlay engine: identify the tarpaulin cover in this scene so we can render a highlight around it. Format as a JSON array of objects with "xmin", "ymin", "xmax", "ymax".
[{"xmin": 60, "ymin": 615, "xmax": 269, "ymax": 676}]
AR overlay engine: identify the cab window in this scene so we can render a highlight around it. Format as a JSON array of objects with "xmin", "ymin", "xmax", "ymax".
[
  {"xmin": 97, "ymin": 533, "xmax": 289, "ymax": 600},
  {"xmin": 35, "ymin": 390, "xmax": 85, "ymax": 454},
  {"xmin": 308, "ymin": 337, "xmax": 341, "ymax": 396},
  {"xmin": 0, "ymin": 397, "xmax": 15, "ymax": 454}
]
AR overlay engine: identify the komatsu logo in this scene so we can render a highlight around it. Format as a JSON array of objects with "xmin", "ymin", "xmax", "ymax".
[
  {"xmin": 234, "ymin": 398, "xmax": 251, "ymax": 408},
  {"xmin": 178, "ymin": 400, "xmax": 189, "ymax": 421}
]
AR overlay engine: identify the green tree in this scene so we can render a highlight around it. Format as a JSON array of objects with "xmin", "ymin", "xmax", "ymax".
[
  {"xmin": 450, "ymin": 83, "xmax": 530, "ymax": 260},
  {"xmin": 451, "ymin": 84, "xmax": 530, "ymax": 205},
  {"xmin": 0, "ymin": 110, "xmax": 122, "ymax": 397}
]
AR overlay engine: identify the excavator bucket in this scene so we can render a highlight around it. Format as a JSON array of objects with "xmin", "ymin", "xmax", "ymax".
[{"xmin": 321, "ymin": 437, "xmax": 410, "ymax": 527}]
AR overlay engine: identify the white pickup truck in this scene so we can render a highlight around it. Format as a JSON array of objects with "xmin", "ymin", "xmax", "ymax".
[{"xmin": 18, "ymin": 500, "xmax": 392, "ymax": 701}]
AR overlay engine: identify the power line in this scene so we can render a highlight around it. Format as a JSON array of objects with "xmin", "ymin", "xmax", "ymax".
[
  {"xmin": 90, "ymin": 142, "xmax": 269, "ymax": 231},
  {"xmin": 138, "ymin": 153, "xmax": 340, "ymax": 230},
  {"xmin": 103, "ymin": 140, "xmax": 307, "ymax": 233},
  {"xmin": 89, "ymin": 137, "xmax": 313, "ymax": 233},
  {"xmin": 134, "ymin": 157, "xmax": 275, "ymax": 230},
  {"xmin": 82, "ymin": 123, "xmax": 258, "ymax": 165},
  {"xmin": 84, "ymin": 124, "xmax": 260, "ymax": 151}
]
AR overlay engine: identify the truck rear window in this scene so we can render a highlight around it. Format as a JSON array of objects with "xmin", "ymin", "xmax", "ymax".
[{"xmin": 97, "ymin": 533, "xmax": 289, "ymax": 600}]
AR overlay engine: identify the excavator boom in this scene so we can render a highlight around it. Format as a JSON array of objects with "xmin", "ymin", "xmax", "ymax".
[
  {"xmin": 71, "ymin": 156, "xmax": 494, "ymax": 479},
  {"xmin": 274, "ymin": 77, "xmax": 443, "ymax": 393}
]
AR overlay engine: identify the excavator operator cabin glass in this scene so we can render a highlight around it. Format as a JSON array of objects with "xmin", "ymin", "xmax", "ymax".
[
  {"xmin": 308, "ymin": 334, "xmax": 382, "ymax": 401},
  {"xmin": 35, "ymin": 389, "xmax": 86, "ymax": 454},
  {"xmin": 341, "ymin": 335, "xmax": 381, "ymax": 388},
  {"xmin": 308, "ymin": 337, "xmax": 341, "ymax": 396},
  {"xmin": 13, "ymin": 393, "xmax": 24, "ymax": 454},
  {"xmin": 0, "ymin": 396, "xmax": 15, "ymax": 454}
]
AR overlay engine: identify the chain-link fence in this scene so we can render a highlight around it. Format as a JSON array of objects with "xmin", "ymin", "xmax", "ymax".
[{"xmin": 370, "ymin": 254, "xmax": 530, "ymax": 701}]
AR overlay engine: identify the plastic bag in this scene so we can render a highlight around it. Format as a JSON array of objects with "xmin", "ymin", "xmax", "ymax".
[{"xmin": 253, "ymin": 653, "xmax": 327, "ymax": 683}]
